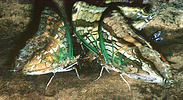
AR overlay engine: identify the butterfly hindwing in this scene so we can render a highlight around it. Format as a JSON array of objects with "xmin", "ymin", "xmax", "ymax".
[
  {"xmin": 15, "ymin": 7, "xmax": 78, "ymax": 75},
  {"xmin": 72, "ymin": 1, "xmax": 108, "ymax": 55},
  {"xmin": 99, "ymin": 9, "xmax": 173, "ymax": 83}
]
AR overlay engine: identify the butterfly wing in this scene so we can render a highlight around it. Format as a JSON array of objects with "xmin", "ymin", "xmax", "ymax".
[
  {"xmin": 72, "ymin": 1, "xmax": 108, "ymax": 55},
  {"xmin": 100, "ymin": 9, "xmax": 173, "ymax": 83},
  {"xmin": 101, "ymin": 0, "xmax": 156, "ymax": 30},
  {"xmin": 15, "ymin": 7, "xmax": 78, "ymax": 75}
]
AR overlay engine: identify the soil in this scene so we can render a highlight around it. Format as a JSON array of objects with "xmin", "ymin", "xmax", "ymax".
[{"xmin": 0, "ymin": 0, "xmax": 182, "ymax": 100}]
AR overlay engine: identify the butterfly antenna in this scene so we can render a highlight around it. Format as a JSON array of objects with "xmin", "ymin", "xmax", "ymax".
[
  {"xmin": 120, "ymin": 74, "xmax": 131, "ymax": 91},
  {"xmin": 45, "ymin": 73, "xmax": 55, "ymax": 90}
]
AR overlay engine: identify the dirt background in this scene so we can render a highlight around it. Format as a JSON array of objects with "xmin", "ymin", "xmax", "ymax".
[{"xmin": 0, "ymin": 0, "xmax": 183, "ymax": 100}]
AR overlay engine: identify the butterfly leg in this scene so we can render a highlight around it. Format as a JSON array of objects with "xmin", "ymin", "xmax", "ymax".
[
  {"xmin": 80, "ymin": 42, "xmax": 86, "ymax": 55},
  {"xmin": 45, "ymin": 73, "xmax": 55, "ymax": 90},
  {"xmin": 64, "ymin": 62, "xmax": 83, "ymax": 80},
  {"xmin": 120, "ymin": 73, "xmax": 131, "ymax": 91},
  {"xmin": 94, "ymin": 66, "xmax": 104, "ymax": 81},
  {"xmin": 94, "ymin": 66, "xmax": 111, "ymax": 81},
  {"xmin": 74, "ymin": 67, "xmax": 83, "ymax": 80}
]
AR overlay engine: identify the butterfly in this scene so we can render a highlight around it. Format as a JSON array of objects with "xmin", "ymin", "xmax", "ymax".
[
  {"xmin": 14, "ymin": 1, "xmax": 173, "ymax": 90},
  {"xmin": 72, "ymin": 1, "xmax": 173, "ymax": 90},
  {"xmin": 14, "ymin": 7, "xmax": 81, "ymax": 89}
]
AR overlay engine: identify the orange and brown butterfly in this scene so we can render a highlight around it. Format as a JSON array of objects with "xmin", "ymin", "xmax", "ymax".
[{"xmin": 14, "ymin": 7, "xmax": 79, "ymax": 75}]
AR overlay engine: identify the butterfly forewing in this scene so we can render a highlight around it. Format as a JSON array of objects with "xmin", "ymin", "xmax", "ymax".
[{"xmin": 99, "ymin": 9, "xmax": 152, "ymax": 62}]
